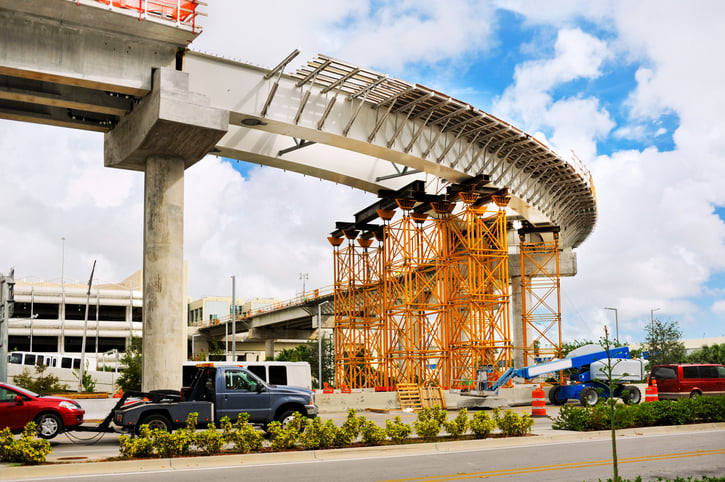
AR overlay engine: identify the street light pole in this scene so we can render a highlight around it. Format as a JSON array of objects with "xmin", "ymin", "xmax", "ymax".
[
  {"xmin": 317, "ymin": 300, "xmax": 331, "ymax": 389},
  {"xmin": 650, "ymin": 307, "xmax": 660, "ymax": 332},
  {"xmin": 299, "ymin": 272, "xmax": 309, "ymax": 297},
  {"xmin": 231, "ymin": 275, "xmax": 236, "ymax": 362},
  {"xmin": 604, "ymin": 307, "xmax": 619, "ymax": 342},
  {"xmin": 60, "ymin": 237, "xmax": 66, "ymax": 354}
]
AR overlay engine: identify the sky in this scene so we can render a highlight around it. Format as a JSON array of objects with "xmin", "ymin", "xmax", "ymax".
[{"xmin": 2, "ymin": 0, "xmax": 724, "ymax": 344}]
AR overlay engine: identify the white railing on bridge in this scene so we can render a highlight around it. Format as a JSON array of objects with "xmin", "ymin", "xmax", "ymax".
[{"xmin": 191, "ymin": 286, "xmax": 334, "ymax": 329}]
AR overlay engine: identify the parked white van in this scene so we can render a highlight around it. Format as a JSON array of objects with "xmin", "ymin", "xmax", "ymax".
[{"xmin": 182, "ymin": 361, "xmax": 312, "ymax": 389}]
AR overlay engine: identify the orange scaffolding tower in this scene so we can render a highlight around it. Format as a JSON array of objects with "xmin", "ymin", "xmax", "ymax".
[
  {"xmin": 519, "ymin": 230, "xmax": 562, "ymax": 365},
  {"xmin": 330, "ymin": 189, "xmax": 512, "ymax": 390},
  {"xmin": 329, "ymin": 230, "xmax": 385, "ymax": 389}
]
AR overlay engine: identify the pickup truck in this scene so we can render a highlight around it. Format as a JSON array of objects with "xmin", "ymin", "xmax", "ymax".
[{"xmin": 112, "ymin": 365, "xmax": 317, "ymax": 433}]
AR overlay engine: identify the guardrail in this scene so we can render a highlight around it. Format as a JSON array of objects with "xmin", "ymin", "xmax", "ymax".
[{"xmin": 191, "ymin": 286, "xmax": 335, "ymax": 329}]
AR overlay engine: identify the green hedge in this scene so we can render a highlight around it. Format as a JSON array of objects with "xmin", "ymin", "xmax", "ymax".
[{"xmin": 552, "ymin": 396, "xmax": 725, "ymax": 431}]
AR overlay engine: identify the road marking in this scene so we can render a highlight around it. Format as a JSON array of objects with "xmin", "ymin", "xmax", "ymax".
[{"xmin": 375, "ymin": 448, "xmax": 725, "ymax": 481}]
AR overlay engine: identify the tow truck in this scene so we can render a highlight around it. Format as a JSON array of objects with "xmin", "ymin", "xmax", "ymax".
[
  {"xmin": 72, "ymin": 364, "xmax": 317, "ymax": 435},
  {"xmin": 475, "ymin": 344, "xmax": 645, "ymax": 406}
]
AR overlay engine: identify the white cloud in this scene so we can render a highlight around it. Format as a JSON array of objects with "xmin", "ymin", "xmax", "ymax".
[
  {"xmin": 183, "ymin": 157, "xmax": 373, "ymax": 299},
  {"xmin": 712, "ymin": 300, "xmax": 725, "ymax": 315},
  {"xmin": 492, "ymin": 27, "xmax": 614, "ymax": 161}
]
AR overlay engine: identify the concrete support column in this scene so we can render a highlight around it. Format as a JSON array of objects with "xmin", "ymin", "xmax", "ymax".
[
  {"xmin": 105, "ymin": 68, "xmax": 227, "ymax": 390},
  {"xmin": 510, "ymin": 275, "xmax": 525, "ymax": 370},
  {"xmin": 264, "ymin": 339, "xmax": 275, "ymax": 361},
  {"xmin": 141, "ymin": 155, "xmax": 185, "ymax": 391}
]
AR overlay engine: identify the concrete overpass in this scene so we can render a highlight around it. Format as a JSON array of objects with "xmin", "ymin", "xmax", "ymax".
[
  {"xmin": 0, "ymin": 0, "xmax": 595, "ymax": 389},
  {"xmin": 197, "ymin": 292, "xmax": 335, "ymax": 360}
]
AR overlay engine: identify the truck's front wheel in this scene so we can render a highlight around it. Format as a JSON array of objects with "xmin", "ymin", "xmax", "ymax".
[
  {"xmin": 139, "ymin": 414, "xmax": 172, "ymax": 433},
  {"xmin": 277, "ymin": 410, "xmax": 297, "ymax": 427}
]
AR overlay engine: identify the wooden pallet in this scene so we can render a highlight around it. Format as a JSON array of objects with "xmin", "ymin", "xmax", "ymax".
[
  {"xmin": 420, "ymin": 386, "xmax": 447, "ymax": 409},
  {"xmin": 396, "ymin": 383, "xmax": 423, "ymax": 411}
]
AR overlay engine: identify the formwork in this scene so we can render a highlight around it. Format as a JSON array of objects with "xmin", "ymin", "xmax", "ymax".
[{"xmin": 330, "ymin": 191, "xmax": 513, "ymax": 390}]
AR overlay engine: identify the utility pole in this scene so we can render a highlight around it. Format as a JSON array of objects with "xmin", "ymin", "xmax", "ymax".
[
  {"xmin": 79, "ymin": 261, "xmax": 96, "ymax": 392},
  {"xmin": 604, "ymin": 307, "xmax": 619, "ymax": 343},
  {"xmin": 0, "ymin": 268, "xmax": 15, "ymax": 383},
  {"xmin": 650, "ymin": 308, "xmax": 660, "ymax": 332},
  {"xmin": 317, "ymin": 300, "xmax": 331, "ymax": 389},
  {"xmin": 299, "ymin": 272, "xmax": 308, "ymax": 297},
  {"xmin": 231, "ymin": 275, "xmax": 236, "ymax": 362},
  {"xmin": 60, "ymin": 236, "xmax": 66, "ymax": 354}
]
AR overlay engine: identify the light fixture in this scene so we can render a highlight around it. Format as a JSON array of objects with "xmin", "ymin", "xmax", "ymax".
[{"xmin": 241, "ymin": 118, "xmax": 265, "ymax": 126}]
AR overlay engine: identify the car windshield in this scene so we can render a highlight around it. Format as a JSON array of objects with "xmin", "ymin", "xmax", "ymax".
[{"xmin": 2, "ymin": 383, "xmax": 39, "ymax": 398}]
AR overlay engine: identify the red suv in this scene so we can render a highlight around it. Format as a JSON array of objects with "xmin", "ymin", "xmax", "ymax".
[
  {"xmin": 648, "ymin": 363, "xmax": 725, "ymax": 400},
  {"xmin": 0, "ymin": 382, "xmax": 85, "ymax": 439}
]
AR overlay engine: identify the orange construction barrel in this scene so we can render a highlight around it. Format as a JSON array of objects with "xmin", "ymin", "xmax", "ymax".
[
  {"xmin": 645, "ymin": 379, "xmax": 659, "ymax": 402},
  {"xmin": 531, "ymin": 385, "xmax": 547, "ymax": 417}
]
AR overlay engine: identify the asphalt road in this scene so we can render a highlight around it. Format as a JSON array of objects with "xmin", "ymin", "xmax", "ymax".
[{"xmin": 5, "ymin": 426, "xmax": 724, "ymax": 481}]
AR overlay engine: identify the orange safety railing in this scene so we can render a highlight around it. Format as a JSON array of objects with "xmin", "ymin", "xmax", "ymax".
[{"xmin": 90, "ymin": 0, "xmax": 203, "ymax": 32}]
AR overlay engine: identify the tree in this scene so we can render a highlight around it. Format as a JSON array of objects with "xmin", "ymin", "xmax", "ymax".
[
  {"xmin": 643, "ymin": 319, "xmax": 686, "ymax": 368},
  {"xmin": 684, "ymin": 343, "xmax": 725, "ymax": 365},
  {"xmin": 276, "ymin": 337, "xmax": 335, "ymax": 389},
  {"xmin": 598, "ymin": 326, "xmax": 623, "ymax": 482},
  {"xmin": 116, "ymin": 336, "xmax": 142, "ymax": 392}
]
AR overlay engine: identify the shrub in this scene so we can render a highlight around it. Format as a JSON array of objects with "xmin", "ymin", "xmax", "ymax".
[
  {"xmin": 13, "ymin": 364, "xmax": 68, "ymax": 394},
  {"xmin": 413, "ymin": 406, "xmax": 447, "ymax": 441},
  {"xmin": 119, "ymin": 425, "xmax": 155, "ymax": 459},
  {"xmin": 72, "ymin": 368, "xmax": 97, "ymax": 393},
  {"xmin": 0, "ymin": 423, "xmax": 52, "ymax": 464},
  {"xmin": 470, "ymin": 410, "xmax": 496, "ymax": 439},
  {"xmin": 359, "ymin": 418, "xmax": 386, "ymax": 445},
  {"xmin": 551, "ymin": 404, "xmax": 593, "ymax": 431},
  {"xmin": 444, "ymin": 408, "xmax": 469, "ymax": 438},
  {"xmin": 194, "ymin": 422, "xmax": 225, "ymax": 455},
  {"xmin": 552, "ymin": 396, "xmax": 725, "ymax": 431},
  {"xmin": 267, "ymin": 413, "xmax": 306, "ymax": 451},
  {"xmin": 300, "ymin": 417, "xmax": 338, "ymax": 450},
  {"xmin": 493, "ymin": 408, "xmax": 533, "ymax": 436},
  {"xmin": 385, "ymin": 416, "xmax": 412, "ymax": 444},
  {"xmin": 333, "ymin": 409, "xmax": 361, "ymax": 447},
  {"xmin": 221, "ymin": 414, "xmax": 263, "ymax": 453}
]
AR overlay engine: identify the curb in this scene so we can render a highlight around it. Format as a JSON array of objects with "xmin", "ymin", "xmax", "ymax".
[{"xmin": 4, "ymin": 422, "xmax": 724, "ymax": 480}]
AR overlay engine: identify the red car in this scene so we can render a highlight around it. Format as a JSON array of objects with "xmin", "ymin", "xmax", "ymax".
[{"xmin": 0, "ymin": 382, "xmax": 85, "ymax": 439}]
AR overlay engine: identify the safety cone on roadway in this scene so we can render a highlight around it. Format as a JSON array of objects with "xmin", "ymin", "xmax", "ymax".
[
  {"xmin": 531, "ymin": 384, "xmax": 547, "ymax": 417},
  {"xmin": 645, "ymin": 379, "xmax": 659, "ymax": 402}
]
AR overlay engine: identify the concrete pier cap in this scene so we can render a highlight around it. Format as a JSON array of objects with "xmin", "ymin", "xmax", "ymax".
[{"xmin": 105, "ymin": 68, "xmax": 228, "ymax": 391}]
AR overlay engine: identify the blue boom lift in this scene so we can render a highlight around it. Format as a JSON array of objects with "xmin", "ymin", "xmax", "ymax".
[{"xmin": 478, "ymin": 344, "xmax": 645, "ymax": 406}]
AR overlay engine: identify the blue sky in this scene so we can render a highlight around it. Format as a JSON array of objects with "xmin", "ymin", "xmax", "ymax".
[{"xmin": 2, "ymin": 1, "xmax": 724, "ymax": 345}]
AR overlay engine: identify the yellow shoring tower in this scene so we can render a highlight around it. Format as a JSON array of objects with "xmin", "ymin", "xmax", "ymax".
[
  {"xmin": 330, "ymin": 189, "xmax": 513, "ymax": 390},
  {"xmin": 382, "ymin": 199, "xmax": 448, "ymax": 387},
  {"xmin": 519, "ymin": 230, "xmax": 562, "ymax": 366},
  {"xmin": 329, "ymin": 229, "xmax": 385, "ymax": 389},
  {"xmin": 446, "ymin": 193, "xmax": 512, "ymax": 388}
]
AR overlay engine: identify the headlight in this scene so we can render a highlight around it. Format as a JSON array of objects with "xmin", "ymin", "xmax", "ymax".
[{"xmin": 59, "ymin": 401, "xmax": 82, "ymax": 410}]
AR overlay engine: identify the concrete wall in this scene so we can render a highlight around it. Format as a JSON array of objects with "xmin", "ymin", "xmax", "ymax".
[{"xmin": 8, "ymin": 363, "xmax": 120, "ymax": 393}]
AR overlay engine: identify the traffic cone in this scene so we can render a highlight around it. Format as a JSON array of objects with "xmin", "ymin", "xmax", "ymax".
[
  {"xmin": 645, "ymin": 379, "xmax": 659, "ymax": 402},
  {"xmin": 531, "ymin": 385, "xmax": 547, "ymax": 417}
]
